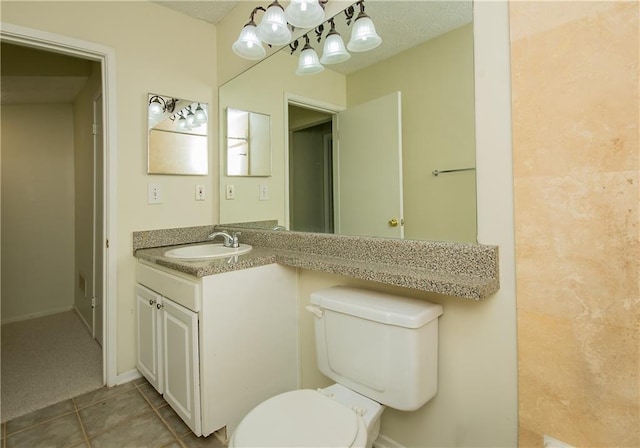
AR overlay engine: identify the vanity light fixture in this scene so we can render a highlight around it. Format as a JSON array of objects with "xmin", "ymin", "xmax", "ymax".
[
  {"xmin": 148, "ymin": 95, "xmax": 177, "ymax": 116},
  {"xmin": 320, "ymin": 18, "xmax": 350, "ymax": 65},
  {"xmin": 285, "ymin": 0, "xmax": 325, "ymax": 29},
  {"xmin": 232, "ymin": 6, "xmax": 267, "ymax": 60},
  {"xmin": 185, "ymin": 107, "xmax": 196, "ymax": 129},
  {"xmin": 233, "ymin": 0, "xmax": 380, "ymax": 76},
  {"xmin": 193, "ymin": 104, "xmax": 207, "ymax": 126},
  {"xmin": 296, "ymin": 34, "xmax": 324, "ymax": 75},
  {"xmin": 176, "ymin": 112, "xmax": 188, "ymax": 130},
  {"xmin": 256, "ymin": 1, "xmax": 292, "ymax": 45},
  {"xmin": 346, "ymin": 0, "xmax": 381, "ymax": 52}
]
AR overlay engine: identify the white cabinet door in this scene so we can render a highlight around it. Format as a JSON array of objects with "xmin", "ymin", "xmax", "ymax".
[
  {"xmin": 162, "ymin": 297, "xmax": 202, "ymax": 436},
  {"xmin": 136, "ymin": 285, "xmax": 163, "ymax": 393}
]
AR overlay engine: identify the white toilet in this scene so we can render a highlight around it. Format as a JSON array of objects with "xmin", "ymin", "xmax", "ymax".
[{"xmin": 229, "ymin": 286, "xmax": 444, "ymax": 448}]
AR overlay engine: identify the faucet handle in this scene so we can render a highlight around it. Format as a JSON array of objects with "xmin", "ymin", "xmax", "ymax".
[{"xmin": 231, "ymin": 232, "xmax": 241, "ymax": 247}]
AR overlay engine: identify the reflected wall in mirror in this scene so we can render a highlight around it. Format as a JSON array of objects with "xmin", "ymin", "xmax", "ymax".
[
  {"xmin": 219, "ymin": 1, "xmax": 476, "ymax": 242},
  {"xmin": 147, "ymin": 93, "xmax": 208, "ymax": 175},
  {"xmin": 226, "ymin": 107, "xmax": 271, "ymax": 176}
]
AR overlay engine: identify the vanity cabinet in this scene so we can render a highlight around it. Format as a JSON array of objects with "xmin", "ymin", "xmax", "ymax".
[
  {"xmin": 136, "ymin": 284, "xmax": 201, "ymax": 434},
  {"xmin": 136, "ymin": 260, "xmax": 298, "ymax": 440}
]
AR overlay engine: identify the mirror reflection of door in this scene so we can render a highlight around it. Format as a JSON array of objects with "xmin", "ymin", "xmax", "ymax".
[
  {"xmin": 336, "ymin": 91, "xmax": 404, "ymax": 239},
  {"xmin": 288, "ymin": 92, "xmax": 403, "ymax": 238},
  {"xmin": 288, "ymin": 105, "xmax": 334, "ymax": 233}
]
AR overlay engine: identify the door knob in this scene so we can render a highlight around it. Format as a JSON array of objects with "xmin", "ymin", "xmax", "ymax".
[{"xmin": 388, "ymin": 218, "xmax": 399, "ymax": 227}]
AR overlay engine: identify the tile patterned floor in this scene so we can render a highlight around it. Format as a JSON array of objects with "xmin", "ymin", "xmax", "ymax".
[{"xmin": 1, "ymin": 378, "xmax": 225, "ymax": 448}]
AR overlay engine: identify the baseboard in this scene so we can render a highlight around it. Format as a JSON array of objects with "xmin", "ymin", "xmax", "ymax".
[
  {"xmin": 73, "ymin": 306, "xmax": 92, "ymax": 333},
  {"xmin": 1, "ymin": 306, "xmax": 74, "ymax": 325},
  {"xmin": 373, "ymin": 434, "xmax": 406, "ymax": 448},
  {"xmin": 113, "ymin": 369, "xmax": 142, "ymax": 386}
]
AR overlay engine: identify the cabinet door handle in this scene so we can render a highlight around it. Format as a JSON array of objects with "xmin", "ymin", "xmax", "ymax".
[
  {"xmin": 156, "ymin": 303, "xmax": 164, "ymax": 310},
  {"xmin": 149, "ymin": 299, "xmax": 155, "ymax": 306}
]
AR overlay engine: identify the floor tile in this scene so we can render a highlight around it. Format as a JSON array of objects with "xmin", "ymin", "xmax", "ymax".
[
  {"xmin": 161, "ymin": 441, "xmax": 183, "ymax": 448},
  {"xmin": 89, "ymin": 411, "xmax": 175, "ymax": 448},
  {"xmin": 6, "ymin": 399, "xmax": 74, "ymax": 435},
  {"xmin": 157, "ymin": 405, "xmax": 191, "ymax": 438},
  {"xmin": 180, "ymin": 432, "xmax": 225, "ymax": 448},
  {"xmin": 6, "ymin": 413, "xmax": 84, "ymax": 448},
  {"xmin": 72, "ymin": 382, "xmax": 135, "ymax": 409},
  {"xmin": 138, "ymin": 382, "xmax": 166, "ymax": 408},
  {"xmin": 79, "ymin": 389, "xmax": 151, "ymax": 437}
]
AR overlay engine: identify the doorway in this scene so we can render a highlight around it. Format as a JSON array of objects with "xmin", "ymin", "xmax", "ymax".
[
  {"xmin": 288, "ymin": 104, "xmax": 335, "ymax": 233},
  {"xmin": 0, "ymin": 23, "xmax": 117, "ymax": 420}
]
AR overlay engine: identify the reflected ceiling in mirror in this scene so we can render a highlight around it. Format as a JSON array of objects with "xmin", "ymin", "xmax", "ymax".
[
  {"xmin": 147, "ymin": 93, "xmax": 208, "ymax": 175},
  {"xmin": 219, "ymin": 1, "xmax": 477, "ymax": 243}
]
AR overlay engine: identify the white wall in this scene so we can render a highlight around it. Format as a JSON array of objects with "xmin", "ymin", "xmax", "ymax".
[
  {"xmin": 1, "ymin": 1, "xmax": 218, "ymax": 374},
  {"xmin": 1, "ymin": 104, "xmax": 75, "ymax": 322}
]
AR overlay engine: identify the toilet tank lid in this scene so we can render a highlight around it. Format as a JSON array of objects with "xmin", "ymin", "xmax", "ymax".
[{"xmin": 310, "ymin": 286, "xmax": 443, "ymax": 328}]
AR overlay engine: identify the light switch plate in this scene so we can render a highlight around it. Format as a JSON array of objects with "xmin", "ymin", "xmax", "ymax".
[
  {"xmin": 259, "ymin": 184, "xmax": 269, "ymax": 201},
  {"xmin": 195, "ymin": 184, "xmax": 205, "ymax": 201},
  {"xmin": 225, "ymin": 184, "xmax": 235, "ymax": 200},
  {"xmin": 148, "ymin": 183, "xmax": 162, "ymax": 204}
]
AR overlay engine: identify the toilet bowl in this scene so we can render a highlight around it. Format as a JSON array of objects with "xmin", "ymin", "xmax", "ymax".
[{"xmin": 229, "ymin": 384, "xmax": 383, "ymax": 448}]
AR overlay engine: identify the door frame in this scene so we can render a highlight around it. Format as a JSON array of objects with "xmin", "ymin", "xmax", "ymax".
[
  {"xmin": 1, "ymin": 22, "xmax": 118, "ymax": 386},
  {"xmin": 284, "ymin": 93, "xmax": 343, "ymax": 230}
]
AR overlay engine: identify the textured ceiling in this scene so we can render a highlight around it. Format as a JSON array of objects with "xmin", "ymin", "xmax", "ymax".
[{"xmin": 157, "ymin": 0, "xmax": 473, "ymax": 74}]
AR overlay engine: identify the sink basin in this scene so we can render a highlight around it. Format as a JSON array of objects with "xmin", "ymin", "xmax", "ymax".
[{"xmin": 164, "ymin": 243, "xmax": 252, "ymax": 260}]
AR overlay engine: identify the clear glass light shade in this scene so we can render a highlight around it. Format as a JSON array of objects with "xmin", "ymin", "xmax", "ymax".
[
  {"xmin": 285, "ymin": 0, "xmax": 325, "ymax": 29},
  {"xmin": 256, "ymin": 3, "xmax": 291, "ymax": 45},
  {"xmin": 347, "ymin": 15, "xmax": 382, "ymax": 52},
  {"xmin": 148, "ymin": 99, "xmax": 163, "ymax": 116},
  {"xmin": 320, "ymin": 32, "xmax": 351, "ymax": 64},
  {"xmin": 296, "ymin": 45, "xmax": 324, "ymax": 75},
  {"xmin": 232, "ymin": 24, "xmax": 266, "ymax": 60}
]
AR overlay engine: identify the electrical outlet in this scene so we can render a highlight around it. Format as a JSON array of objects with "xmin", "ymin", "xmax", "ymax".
[
  {"xmin": 226, "ymin": 184, "xmax": 235, "ymax": 200},
  {"xmin": 259, "ymin": 184, "xmax": 269, "ymax": 201},
  {"xmin": 148, "ymin": 183, "xmax": 162, "ymax": 204},
  {"xmin": 195, "ymin": 184, "xmax": 205, "ymax": 201}
]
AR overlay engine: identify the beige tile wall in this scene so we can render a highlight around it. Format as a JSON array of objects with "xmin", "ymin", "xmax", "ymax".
[{"xmin": 509, "ymin": 1, "xmax": 639, "ymax": 446}]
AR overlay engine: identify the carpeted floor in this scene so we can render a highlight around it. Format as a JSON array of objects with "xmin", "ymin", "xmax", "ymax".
[{"xmin": 1, "ymin": 310, "xmax": 103, "ymax": 422}]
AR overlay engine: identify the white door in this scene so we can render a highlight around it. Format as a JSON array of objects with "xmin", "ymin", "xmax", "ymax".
[
  {"xmin": 136, "ymin": 285, "xmax": 163, "ymax": 393},
  {"xmin": 162, "ymin": 297, "xmax": 202, "ymax": 436},
  {"xmin": 336, "ymin": 92, "xmax": 404, "ymax": 238},
  {"xmin": 93, "ymin": 92, "xmax": 105, "ymax": 345}
]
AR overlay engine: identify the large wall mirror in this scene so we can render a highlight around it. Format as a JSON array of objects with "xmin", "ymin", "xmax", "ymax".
[
  {"xmin": 148, "ymin": 93, "xmax": 208, "ymax": 175},
  {"xmin": 218, "ymin": 1, "xmax": 476, "ymax": 242}
]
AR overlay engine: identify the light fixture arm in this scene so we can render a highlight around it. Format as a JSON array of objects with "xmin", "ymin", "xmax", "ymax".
[{"xmin": 249, "ymin": 6, "xmax": 266, "ymax": 23}]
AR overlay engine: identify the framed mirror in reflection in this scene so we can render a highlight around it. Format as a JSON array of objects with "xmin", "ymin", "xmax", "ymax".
[
  {"xmin": 147, "ymin": 93, "xmax": 208, "ymax": 175},
  {"xmin": 219, "ymin": 1, "xmax": 477, "ymax": 243},
  {"xmin": 226, "ymin": 107, "xmax": 272, "ymax": 176}
]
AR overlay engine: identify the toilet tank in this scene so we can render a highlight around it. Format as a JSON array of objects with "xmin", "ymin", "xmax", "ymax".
[{"xmin": 309, "ymin": 286, "xmax": 443, "ymax": 411}]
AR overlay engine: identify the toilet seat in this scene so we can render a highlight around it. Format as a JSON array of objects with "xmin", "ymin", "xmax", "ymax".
[{"xmin": 231, "ymin": 389, "xmax": 367, "ymax": 447}]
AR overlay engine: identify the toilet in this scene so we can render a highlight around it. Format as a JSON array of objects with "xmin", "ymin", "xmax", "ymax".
[{"xmin": 229, "ymin": 286, "xmax": 444, "ymax": 448}]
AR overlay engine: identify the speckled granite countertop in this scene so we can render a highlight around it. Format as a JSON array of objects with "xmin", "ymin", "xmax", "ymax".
[{"xmin": 133, "ymin": 225, "xmax": 500, "ymax": 300}]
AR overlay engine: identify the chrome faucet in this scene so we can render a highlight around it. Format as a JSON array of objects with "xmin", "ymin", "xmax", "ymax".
[{"xmin": 207, "ymin": 231, "xmax": 241, "ymax": 248}]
